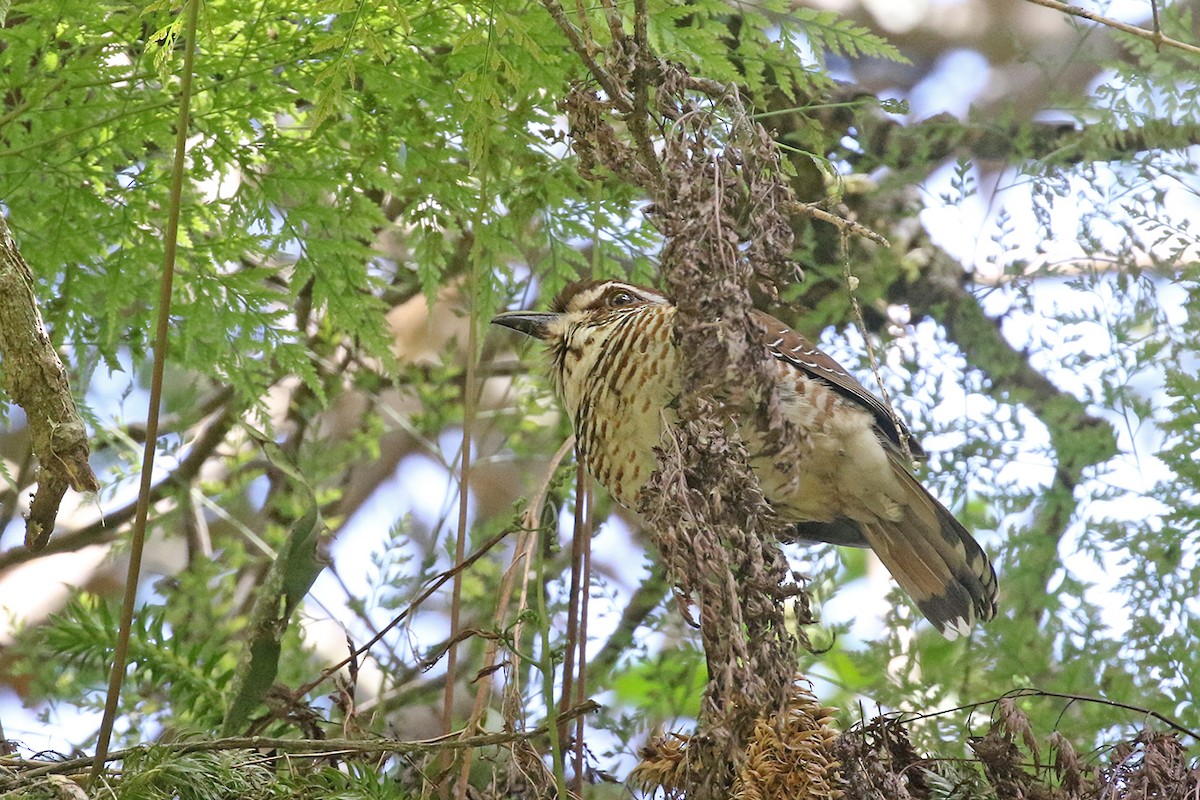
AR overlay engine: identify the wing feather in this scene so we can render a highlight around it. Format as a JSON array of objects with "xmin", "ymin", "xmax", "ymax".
[{"xmin": 752, "ymin": 309, "xmax": 925, "ymax": 458}]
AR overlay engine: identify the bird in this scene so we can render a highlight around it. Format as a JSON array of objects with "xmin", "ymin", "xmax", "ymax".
[{"xmin": 492, "ymin": 278, "xmax": 997, "ymax": 639}]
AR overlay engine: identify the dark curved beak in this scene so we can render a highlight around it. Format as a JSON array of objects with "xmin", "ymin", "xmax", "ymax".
[{"xmin": 491, "ymin": 310, "xmax": 559, "ymax": 340}]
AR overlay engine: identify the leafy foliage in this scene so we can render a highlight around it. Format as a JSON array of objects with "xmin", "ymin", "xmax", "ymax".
[{"xmin": 20, "ymin": 593, "xmax": 234, "ymax": 733}]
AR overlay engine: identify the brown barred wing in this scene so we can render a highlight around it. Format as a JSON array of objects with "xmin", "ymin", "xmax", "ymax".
[{"xmin": 752, "ymin": 309, "xmax": 926, "ymax": 459}]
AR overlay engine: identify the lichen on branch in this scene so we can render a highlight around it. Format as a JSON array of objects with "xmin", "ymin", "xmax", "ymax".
[{"xmin": 0, "ymin": 214, "xmax": 99, "ymax": 549}]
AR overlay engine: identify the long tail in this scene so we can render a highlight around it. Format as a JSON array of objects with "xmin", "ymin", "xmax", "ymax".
[{"xmin": 858, "ymin": 466, "xmax": 998, "ymax": 639}]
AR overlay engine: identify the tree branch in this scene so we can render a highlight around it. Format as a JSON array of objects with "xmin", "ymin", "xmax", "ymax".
[
  {"xmin": 1021, "ymin": 0, "xmax": 1200, "ymax": 57},
  {"xmin": 850, "ymin": 108, "xmax": 1200, "ymax": 172},
  {"xmin": 0, "ymin": 214, "xmax": 100, "ymax": 549},
  {"xmin": 804, "ymin": 88, "xmax": 1200, "ymax": 175},
  {"xmin": 0, "ymin": 403, "xmax": 236, "ymax": 572},
  {"xmin": 1, "ymin": 701, "xmax": 600, "ymax": 787},
  {"xmin": 537, "ymin": 0, "xmax": 631, "ymax": 111}
]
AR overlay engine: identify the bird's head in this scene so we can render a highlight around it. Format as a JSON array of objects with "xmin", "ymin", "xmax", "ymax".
[{"xmin": 490, "ymin": 279, "xmax": 669, "ymax": 342}]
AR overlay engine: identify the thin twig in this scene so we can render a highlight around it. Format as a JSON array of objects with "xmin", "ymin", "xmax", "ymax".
[
  {"xmin": 572, "ymin": 0, "xmax": 594, "ymax": 58},
  {"xmin": 535, "ymin": 517, "xmax": 570, "ymax": 799},
  {"xmin": 444, "ymin": 211, "xmax": 483, "ymax": 768},
  {"xmin": 444, "ymin": 79, "xmax": 499, "ymax": 783},
  {"xmin": 559, "ymin": 459, "xmax": 587, "ymax": 750},
  {"xmin": 839, "ymin": 229, "xmax": 915, "ymax": 466},
  {"xmin": 496, "ymin": 441, "xmax": 569, "ymax": 742},
  {"xmin": 597, "ymin": 0, "xmax": 624, "ymax": 42},
  {"xmin": 456, "ymin": 436, "xmax": 576, "ymax": 797},
  {"xmin": 90, "ymin": 0, "xmax": 200, "ymax": 780},
  {"xmin": 1021, "ymin": 0, "xmax": 1200, "ymax": 56},
  {"xmin": 501, "ymin": 517, "xmax": 540, "ymax": 723},
  {"xmin": 4, "ymin": 702, "xmax": 600, "ymax": 787},
  {"xmin": 791, "ymin": 201, "xmax": 890, "ymax": 247},
  {"xmin": 1005, "ymin": 688, "xmax": 1200, "ymax": 742},
  {"xmin": 289, "ymin": 522, "xmax": 519, "ymax": 701},
  {"xmin": 627, "ymin": 0, "xmax": 662, "ymax": 180},
  {"xmin": 537, "ymin": 0, "xmax": 631, "ymax": 110},
  {"xmin": 881, "ymin": 687, "xmax": 1200, "ymax": 743},
  {"xmin": 1150, "ymin": 0, "xmax": 1163, "ymax": 51},
  {"xmin": 573, "ymin": 479, "xmax": 592, "ymax": 794}
]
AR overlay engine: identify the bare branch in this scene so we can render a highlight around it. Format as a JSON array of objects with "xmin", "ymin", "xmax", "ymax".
[
  {"xmin": 2, "ymin": 701, "xmax": 600, "ymax": 787},
  {"xmin": 791, "ymin": 201, "xmax": 890, "ymax": 247},
  {"xmin": 826, "ymin": 95, "xmax": 1200, "ymax": 172},
  {"xmin": 537, "ymin": 0, "xmax": 631, "ymax": 111},
  {"xmin": 1022, "ymin": 0, "xmax": 1200, "ymax": 57},
  {"xmin": 0, "ymin": 214, "xmax": 100, "ymax": 549},
  {"xmin": 0, "ymin": 403, "xmax": 236, "ymax": 572}
]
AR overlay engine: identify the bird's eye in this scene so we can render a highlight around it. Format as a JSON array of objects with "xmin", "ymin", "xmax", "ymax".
[{"xmin": 607, "ymin": 290, "xmax": 636, "ymax": 307}]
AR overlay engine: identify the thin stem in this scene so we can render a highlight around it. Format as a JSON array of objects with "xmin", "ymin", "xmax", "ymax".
[
  {"xmin": 572, "ymin": 478, "xmax": 591, "ymax": 794},
  {"xmin": 559, "ymin": 460, "xmax": 587, "ymax": 749},
  {"xmin": 90, "ymin": 0, "xmax": 200, "ymax": 781},
  {"xmin": 535, "ymin": 521, "xmax": 569, "ymax": 799},
  {"xmin": 442, "ymin": 257, "xmax": 479, "ymax": 752},
  {"xmin": 840, "ymin": 229, "xmax": 915, "ymax": 466},
  {"xmin": 456, "ymin": 437, "xmax": 576, "ymax": 797},
  {"xmin": 537, "ymin": 0, "xmax": 630, "ymax": 110},
  {"xmin": 628, "ymin": 0, "xmax": 662, "ymax": 181},
  {"xmin": 8, "ymin": 706, "xmax": 600, "ymax": 787},
  {"xmin": 1021, "ymin": 0, "xmax": 1200, "ymax": 56},
  {"xmin": 444, "ymin": 17, "xmax": 494, "ymax": 764},
  {"xmin": 791, "ymin": 201, "xmax": 890, "ymax": 248},
  {"xmin": 573, "ymin": 0, "xmax": 594, "ymax": 56},
  {"xmin": 1150, "ymin": 0, "xmax": 1163, "ymax": 51},
  {"xmin": 291, "ymin": 524, "xmax": 516, "ymax": 701},
  {"xmin": 597, "ymin": 0, "xmax": 624, "ymax": 41}
]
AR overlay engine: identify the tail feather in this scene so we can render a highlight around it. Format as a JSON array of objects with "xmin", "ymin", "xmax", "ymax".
[
  {"xmin": 857, "ymin": 465, "xmax": 997, "ymax": 638},
  {"xmin": 784, "ymin": 457, "xmax": 998, "ymax": 638},
  {"xmin": 860, "ymin": 520, "xmax": 975, "ymax": 639}
]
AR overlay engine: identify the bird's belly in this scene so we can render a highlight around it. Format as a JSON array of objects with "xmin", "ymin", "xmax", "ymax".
[
  {"xmin": 748, "ymin": 372, "xmax": 907, "ymax": 526},
  {"xmin": 750, "ymin": 442, "xmax": 844, "ymax": 523},
  {"xmin": 569, "ymin": 314, "xmax": 679, "ymax": 510},
  {"xmin": 575, "ymin": 357, "xmax": 674, "ymax": 509},
  {"xmin": 583, "ymin": 397, "xmax": 666, "ymax": 509},
  {"xmin": 567, "ymin": 335, "xmax": 903, "ymax": 524}
]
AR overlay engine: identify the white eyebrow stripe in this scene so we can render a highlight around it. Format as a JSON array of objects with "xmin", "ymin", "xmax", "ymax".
[{"xmin": 609, "ymin": 282, "xmax": 662, "ymax": 299}]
